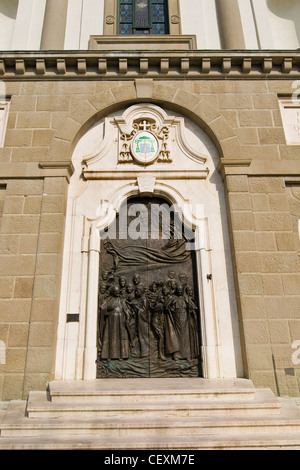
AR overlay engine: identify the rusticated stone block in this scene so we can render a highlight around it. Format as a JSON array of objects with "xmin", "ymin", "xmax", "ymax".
[
  {"xmin": 254, "ymin": 212, "xmax": 293, "ymax": 231},
  {"xmin": 240, "ymin": 296, "xmax": 266, "ymax": 319},
  {"xmin": 262, "ymin": 274, "xmax": 283, "ymax": 295},
  {"xmin": 33, "ymin": 275, "xmax": 58, "ymax": 299},
  {"xmin": 27, "ymin": 323, "xmax": 55, "ymax": 348},
  {"xmin": 219, "ymin": 93, "xmax": 253, "ymax": 109},
  {"xmin": 8, "ymin": 324, "xmax": 29, "ymax": 347},
  {"xmin": 0, "ymin": 215, "xmax": 40, "ymax": 234},
  {"xmin": 258, "ymin": 128, "xmax": 286, "ymax": 145},
  {"xmin": 11, "ymin": 95, "xmax": 36, "ymax": 111},
  {"xmin": 0, "ymin": 299, "xmax": 31, "ymax": 322},
  {"xmin": 232, "ymin": 231, "xmax": 257, "ymax": 252},
  {"xmin": 282, "ymin": 274, "xmax": 300, "ymax": 295},
  {"xmin": 5, "ymin": 129, "xmax": 32, "ymax": 147},
  {"xmin": 235, "ymin": 252, "xmax": 260, "ymax": 272},
  {"xmin": 238, "ymin": 273, "xmax": 263, "ymax": 295},
  {"xmin": 228, "ymin": 193, "xmax": 251, "ymax": 211},
  {"xmin": 16, "ymin": 112, "xmax": 51, "ymax": 129},
  {"xmin": 0, "ymin": 235, "xmax": 19, "ymax": 255},
  {"xmin": 246, "ymin": 344, "xmax": 273, "ymax": 370},
  {"xmin": 37, "ymin": 233, "xmax": 63, "ymax": 253},
  {"xmin": 230, "ymin": 211, "xmax": 254, "ymax": 231},
  {"xmin": 255, "ymin": 232, "xmax": 277, "ymax": 252},
  {"xmin": 268, "ymin": 320, "xmax": 290, "ymax": 344},
  {"xmin": 239, "ymin": 110, "xmax": 273, "ymax": 127},
  {"xmin": 32, "ymin": 129, "xmax": 55, "ymax": 147},
  {"xmin": 275, "ymin": 232, "xmax": 297, "ymax": 252},
  {"xmin": 251, "ymin": 194, "xmax": 270, "ymax": 212},
  {"xmin": 36, "ymin": 95, "xmax": 70, "ymax": 112},
  {"xmin": 0, "ymin": 277, "xmax": 14, "ymax": 298},
  {"xmin": 2, "ymin": 374, "xmax": 24, "ymax": 401},
  {"xmin": 0, "ymin": 255, "xmax": 36, "ymax": 276},
  {"xmin": 6, "ymin": 180, "xmax": 43, "ymax": 196},
  {"xmin": 235, "ymin": 127, "xmax": 259, "ymax": 145},
  {"xmin": 243, "ymin": 320, "xmax": 270, "ymax": 344},
  {"xmin": 14, "ymin": 277, "xmax": 34, "ymax": 299},
  {"xmin": 24, "ymin": 347, "xmax": 53, "ymax": 373},
  {"xmin": 248, "ymin": 177, "xmax": 286, "ymax": 194},
  {"xmin": 225, "ymin": 175, "xmax": 249, "ymax": 192}
]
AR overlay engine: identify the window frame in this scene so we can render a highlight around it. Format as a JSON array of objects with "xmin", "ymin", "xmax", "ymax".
[
  {"xmin": 117, "ymin": 0, "xmax": 169, "ymax": 35},
  {"xmin": 103, "ymin": 0, "xmax": 181, "ymax": 35}
]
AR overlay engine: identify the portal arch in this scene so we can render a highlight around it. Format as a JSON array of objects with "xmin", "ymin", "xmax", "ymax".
[
  {"xmin": 55, "ymin": 101, "xmax": 243, "ymax": 382},
  {"xmin": 47, "ymin": 82, "xmax": 243, "ymax": 165}
]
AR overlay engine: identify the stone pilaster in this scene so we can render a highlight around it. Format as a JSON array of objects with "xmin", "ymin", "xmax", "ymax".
[
  {"xmin": 40, "ymin": 0, "xmax": 69, "ymax": 50},
  {"xmin": 215, "ymin": 0, "xmax": 246, "ymax": 49}
]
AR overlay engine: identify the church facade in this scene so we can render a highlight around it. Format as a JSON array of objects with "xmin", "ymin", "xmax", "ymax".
[{"xmin": 0, "ymin": 0, "xmax": 299, "ymax": 404}]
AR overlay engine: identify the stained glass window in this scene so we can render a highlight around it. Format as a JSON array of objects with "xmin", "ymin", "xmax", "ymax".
[{"xmin": 118, "ymin": 0, "xmax": 169, "ymax": 35}]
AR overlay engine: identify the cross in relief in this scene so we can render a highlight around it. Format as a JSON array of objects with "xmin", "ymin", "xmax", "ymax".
[{"xmin": 139, "ymin": 120, "xmax": 151, "ymax": 131}]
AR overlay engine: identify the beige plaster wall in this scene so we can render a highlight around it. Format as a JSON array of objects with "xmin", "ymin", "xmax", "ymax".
[{"xmin": 0, "ymin": 78, "xmax": 299, "ymax": 399}]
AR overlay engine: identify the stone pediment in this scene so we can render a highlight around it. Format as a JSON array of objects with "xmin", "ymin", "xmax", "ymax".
[{"xmin": 81, "ymin": 104, "xmax": 210, "ymax": 181}]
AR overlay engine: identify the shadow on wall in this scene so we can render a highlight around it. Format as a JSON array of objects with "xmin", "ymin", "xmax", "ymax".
[
  {"xmin": 0, "ymin": 0, "xmax": 18, "ymax": 49},
  {"xmin": 267, "ymin": 0, "xmax": 300, "ymax": 48},
  {"xmin": 0, "ymin": 0, "xmax": 18, "ymax": 19}
]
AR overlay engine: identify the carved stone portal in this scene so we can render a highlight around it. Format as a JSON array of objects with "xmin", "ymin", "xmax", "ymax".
[{"xmin": 97, "ymin": 197, "xmax": 202, "ymax": 378}]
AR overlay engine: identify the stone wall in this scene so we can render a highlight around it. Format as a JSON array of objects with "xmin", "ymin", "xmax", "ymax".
[{"xmin": 0, "ymin": 77, "xmax": 299, "ymax": 399}]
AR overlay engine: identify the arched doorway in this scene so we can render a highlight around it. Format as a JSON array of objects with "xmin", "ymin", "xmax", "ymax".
[
  {"xmin": 55, "ymin": 102, "xmax": 243, "ymax": 382},
  {"xmin": 97, "ymin": 196, "xmax": 202, "ymax": 378}
]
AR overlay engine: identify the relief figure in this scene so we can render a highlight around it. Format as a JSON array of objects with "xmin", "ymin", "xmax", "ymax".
[
  {"xmin": 171, "ymin": 284, "xmax": 192, "ymax": 359},
  {"xmin": 97, "ymin": 197, "xmax": 201, "ymax": 378},
  {"xmin": 149, "ymin": 283, "xmax": 167, "ymax": 361},
  {"xmin": 100, "ymin": 285, "xmax": 131, "ymax": 360},
  {"xmin": 130, "ymin": 285, "xmax": 149, "ymax": 357},
  {"xmin": 163, "ymin": 285, "xmax": 180, "ymax": 357}
]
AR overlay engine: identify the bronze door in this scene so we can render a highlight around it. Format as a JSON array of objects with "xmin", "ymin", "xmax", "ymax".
[{"xmin": 97, "ymin": 197, "xmax": 202, "ymax": 378}]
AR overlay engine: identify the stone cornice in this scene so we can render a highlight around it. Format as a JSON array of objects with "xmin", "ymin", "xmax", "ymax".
[
  {"xmin": 0, "ymin": 161, "xmax": 74, "ymax": 181},
  {"xmin": 217, "ymin": 158, "xmax": 300, "ymax": 180},
  {"xmin": 0, "ymin": 50, "xmax": 299, "ymax": 80},
  {"xmin": 83, "ymin": 169, "xmax": 210, "ymax": 180}
]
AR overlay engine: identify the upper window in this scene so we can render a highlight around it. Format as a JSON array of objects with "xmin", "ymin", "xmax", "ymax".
[{"xmin": 118, "ymin": 0, "xmax": 169, "ymax": 35}]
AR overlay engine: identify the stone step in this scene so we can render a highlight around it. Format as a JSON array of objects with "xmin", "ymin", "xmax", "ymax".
[
  {"xmin": 26, "ymin": 389, "xmax": 281, "ymax": 419},
  {"xmin": 1, "ymin": 398, "xmax": 300, "ymax": 439},
  {"xmin": 0, "ymin": 433, "xmax": 300, "ymax": 450},
  {"xmin": 1, "ymin": 379, "xmax": 300, "ymax": 449},
  {"xmin": 48, "ymin": 378, "xmax": 256, "ymax": 404}
]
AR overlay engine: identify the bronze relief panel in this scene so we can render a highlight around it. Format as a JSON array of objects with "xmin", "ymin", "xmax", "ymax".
[{"xmin": 97, "ymin": 197, "xmax": 202, "ymax": 378}]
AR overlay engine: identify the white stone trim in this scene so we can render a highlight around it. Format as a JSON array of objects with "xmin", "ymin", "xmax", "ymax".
[
  {"xmin": 64, "ymin": 0, "xmax": 105, "ymax": 50},
  {"xmin": 0, "ymin": 340, "xmax": 6, "ymax": 365},
  {"xmin": 279, "ymin": 98, "xmax": 300, "ymax": 146},
  {"xmin": 12, "ymin": 0, "xmax": 46, "ymax": 50},
  {"xmin": 0, "ymin": 98, "xmax": 10, "ymax": 148},
  {"xmin": 55, "ymin": 104, "xmax": 243, "ymax": 381},
  {"xmin": 250, "ymin": 0, "xmax": 274, "ymax": 49},
  {"xmin": 83, "ymin": 224, "xmax": 100, "ymax": 380},
  {"xmin": 238, "ymin": 0, "xmax": 259, "ymax": 49}
]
